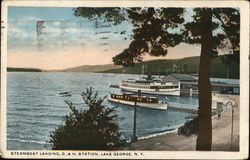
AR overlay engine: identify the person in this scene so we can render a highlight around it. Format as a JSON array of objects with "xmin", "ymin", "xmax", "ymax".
[
  {"xmin": 218, "ymin": 112, "xmax": 221, "ymax": 119},
  {"xmin": 217, "ymin": 102, "xmax": 223, "ymax": 120}
]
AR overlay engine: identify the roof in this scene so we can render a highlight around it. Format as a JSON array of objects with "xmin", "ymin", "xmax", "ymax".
[
  {"xmin": 171, "ymin": 74, "xmax": 196, "ymax": 81},
  {"xmin": 181, "ymin": 81, "xmax": 239, "ymax": 87}
]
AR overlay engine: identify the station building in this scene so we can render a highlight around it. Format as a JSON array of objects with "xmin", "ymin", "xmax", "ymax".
[{"xmin": 162, "ymin": 74, "xmax": 240, "ymax": 96}]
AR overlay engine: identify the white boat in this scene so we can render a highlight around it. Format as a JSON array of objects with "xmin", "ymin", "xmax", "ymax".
[
  {"xmin": 107, "ymin": 93, "xmax": 168, "ymax": 110},
  {"xmin": 120, "ymin": 78, "xmax": 180, "ymax": 96},
  {"xmin": 119, "ymin": 64, "xmax": 181, "ymax": 96}
]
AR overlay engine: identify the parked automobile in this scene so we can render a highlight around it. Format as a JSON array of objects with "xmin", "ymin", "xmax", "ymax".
[{"xmin": 178, "ymin": 116, "xmax": 198, "ymax": 136}]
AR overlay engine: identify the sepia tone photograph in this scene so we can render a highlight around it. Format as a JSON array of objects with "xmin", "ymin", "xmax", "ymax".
[{"xmin": 0, "ymin": 0, "xmax": 249, "ymax": 159}]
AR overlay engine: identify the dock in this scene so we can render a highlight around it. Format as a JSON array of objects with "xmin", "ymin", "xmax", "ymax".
[
  {"xmin": 168, "ymin": 105, "xmax": 217, "ymax": 115},
  {"xmin": 168, "ymin": 105, "xmax": 198, "ymax": 113}
]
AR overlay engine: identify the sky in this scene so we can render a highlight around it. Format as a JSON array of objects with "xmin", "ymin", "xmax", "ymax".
[{"xmin": 7, "ymin": 7, "xmax": 201, "ymax": 70}]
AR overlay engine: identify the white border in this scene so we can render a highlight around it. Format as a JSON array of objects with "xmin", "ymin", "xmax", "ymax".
[
  {"xmin": 1, "ymin": 0, "xmax": 8, "ymax": 158},
  {"xmin": 1, "ymin": 0, "xmax": 249, "ymax": 159}
]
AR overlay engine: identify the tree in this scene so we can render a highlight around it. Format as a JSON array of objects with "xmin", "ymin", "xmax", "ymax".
[
  {"xmin": 74, "ymin": 7, "xmax": 240, "ymax": 151},
  {"xmin": 49, "ymin": 87, "xmax": 124, "ymax": 150},
  {"xmin": 184, "ymin": 8, "xmax": 239, "ymax": 150},
  {"xmin": 196, "ymin": 8, "xmax": 213, "ymax": 150}
]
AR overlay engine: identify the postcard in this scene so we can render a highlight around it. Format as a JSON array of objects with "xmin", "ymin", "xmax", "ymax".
[{"xmin": 0, "ymin": 0, "xmax": 249, "ymax": 159}]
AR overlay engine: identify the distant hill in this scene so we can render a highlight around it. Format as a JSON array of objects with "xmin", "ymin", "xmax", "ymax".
[
  {"xmin": 7, "ymin": 55, "xmax": 239, "ymax": 79},
  {"xmin": 7, "ymin": 67, "xmax": 42, "ymax": 72},
  {"xmin": 101, "ymin": 56, "xmax": 239, "ymax": 79},
  {"xmin": 102, "ymin": 56, "xmax": 200, "ymax": 74},
  {"xmin": 56, "ymin": 64, "xmax": 122, "ymax": 73},
  {"xmin": 55, "ymin": 55, "xmax": 239, "ymax": 79}
]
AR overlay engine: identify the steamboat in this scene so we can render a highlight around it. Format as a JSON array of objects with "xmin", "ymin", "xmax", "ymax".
[
  {"xmin": 120, "ymin": 78, "xmax": 180, "ymax": 96},
  {"xmin": 108, "ymin": 93, "xmax": 168, "ymax": 110},
  {"xmin": 119, "ymin": 64, "xmax": 180, "ymax": 96}
]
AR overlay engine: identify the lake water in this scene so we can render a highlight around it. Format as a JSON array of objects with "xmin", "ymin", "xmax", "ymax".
[{"xmin": 7, "ymin": 72, "xmax": 232, "ymax": 150}]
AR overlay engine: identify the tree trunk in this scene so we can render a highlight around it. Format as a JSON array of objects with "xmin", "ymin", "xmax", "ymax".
[{"xmin": 196, "ymin": 8, "xmax": 213, "ymax": 151}]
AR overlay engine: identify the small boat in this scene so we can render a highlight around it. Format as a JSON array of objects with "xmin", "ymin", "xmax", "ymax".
[
  {"xmin": 57, "ymin": 92, "xmax": 72, "ymax": 97},
  {"xmin": 107, "ymin": 93, "xmax": 168, "ymax": 110},
  {"xmin": 109, "ymin": 84, "xmax": 120, "ymax": 88}
]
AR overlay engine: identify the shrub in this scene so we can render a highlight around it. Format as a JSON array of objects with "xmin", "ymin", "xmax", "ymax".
[{"xmin": 49, "ymin": 87, "xmax": 124, "ymax": 150}]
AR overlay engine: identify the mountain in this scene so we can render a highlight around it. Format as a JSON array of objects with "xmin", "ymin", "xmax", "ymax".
[
  {"xmin": 55, "ymin": 55, "xmax": 239, "ymax": 79},
  {"xmin": 7, "ymin": 67, "xmax": 42, "ymax": 72},
  {"xmin": 101, "ymin": 56, "xmax": 239, "ymax": 79},
  {"xmin": 102, "ymin": 56, "xmax": 200, "ymax": 74},
  {"xmin": 55, "ymin": 64, "xmax": 122, "ymax": 73},
  {"xmin": 7, "ymin": 55, "xmax": 239, "ymax": 79}
]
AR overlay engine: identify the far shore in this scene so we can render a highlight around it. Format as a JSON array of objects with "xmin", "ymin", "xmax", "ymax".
[{"xmin": 124, "ymin": 94, "xmax": 239, "ymax": 151}]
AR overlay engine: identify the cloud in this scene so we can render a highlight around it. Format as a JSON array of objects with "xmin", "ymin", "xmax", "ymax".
[
  {"xmin": 8, "ymin": 25, "xmax": 37, "ymax": 51},
  {"xmin": 32, "ymin": 21, "xmax": 132, "ymax": 52},
  {"xmin": 8, "ymin": 16, "xmax": 43, "ymax": 26},
  {"xmin": 8, "ymin": 18, "xmax": 133, "ymax": 53},
  {"xmin": 23, "ymin": 16, "xmax": 43, "ymax": 21},
  {"xmin": 8, "ymin": 25, "xmax": 29, "ymax": 38}
]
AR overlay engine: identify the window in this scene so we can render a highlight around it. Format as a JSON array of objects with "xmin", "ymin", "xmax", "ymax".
[{"xmin": 233, "ymin": 87, "xmax": 239, "ymax": 94}]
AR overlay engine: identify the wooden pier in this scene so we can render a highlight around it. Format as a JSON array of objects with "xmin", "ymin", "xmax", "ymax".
[
  {"xmin": 168, "ymin": 105, "xmax": 198, "ymax": 113},
  {"xmin": 168, "ymin": 105, "xmax": 217, "ymax": 115}
]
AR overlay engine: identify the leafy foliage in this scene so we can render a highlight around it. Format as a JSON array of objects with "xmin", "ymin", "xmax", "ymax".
[
  {"xmin": 49, "ymin": 87, "xmax": 124, "ymax": 150},
  {"xmin": 184, "ymin": 8, "xmax": 240, "ymax": 62},
  {"xmin": 113, "ymin": 8, "xmax": 185, "ymax": 66},
  {"xmin": 74, "ymin": 7, "xmax": 239, "ymax": 66},
  {"xmin": 213, "ymin": 8, "xmax": 240, "ymax": 63}
]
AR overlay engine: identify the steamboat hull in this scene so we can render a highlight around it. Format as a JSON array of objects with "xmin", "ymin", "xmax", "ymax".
[
  {"xmin": 107, "ymin": 98, "xmax": 168, "ymax": 110},
  {"xmin": 120, "ymin": 86, "xmax": 180, "ymax": 96}
]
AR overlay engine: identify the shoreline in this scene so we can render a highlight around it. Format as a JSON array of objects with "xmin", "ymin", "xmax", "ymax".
[
  {"xmin": 6, "ymin": 94, "xmax": 239, "ymax": 151},
  {"xmin": 124, "ymin": 94, "xmax": 239, "ymax": 151}
]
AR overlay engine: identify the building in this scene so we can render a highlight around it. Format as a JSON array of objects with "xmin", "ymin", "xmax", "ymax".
[
  {"xmin": 162, "ymin": 74, "xmax": 239, "ymax": 96},
  {"xmin": 162, "ymin": 74, "xmax": 197, "ymax": 84}
]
